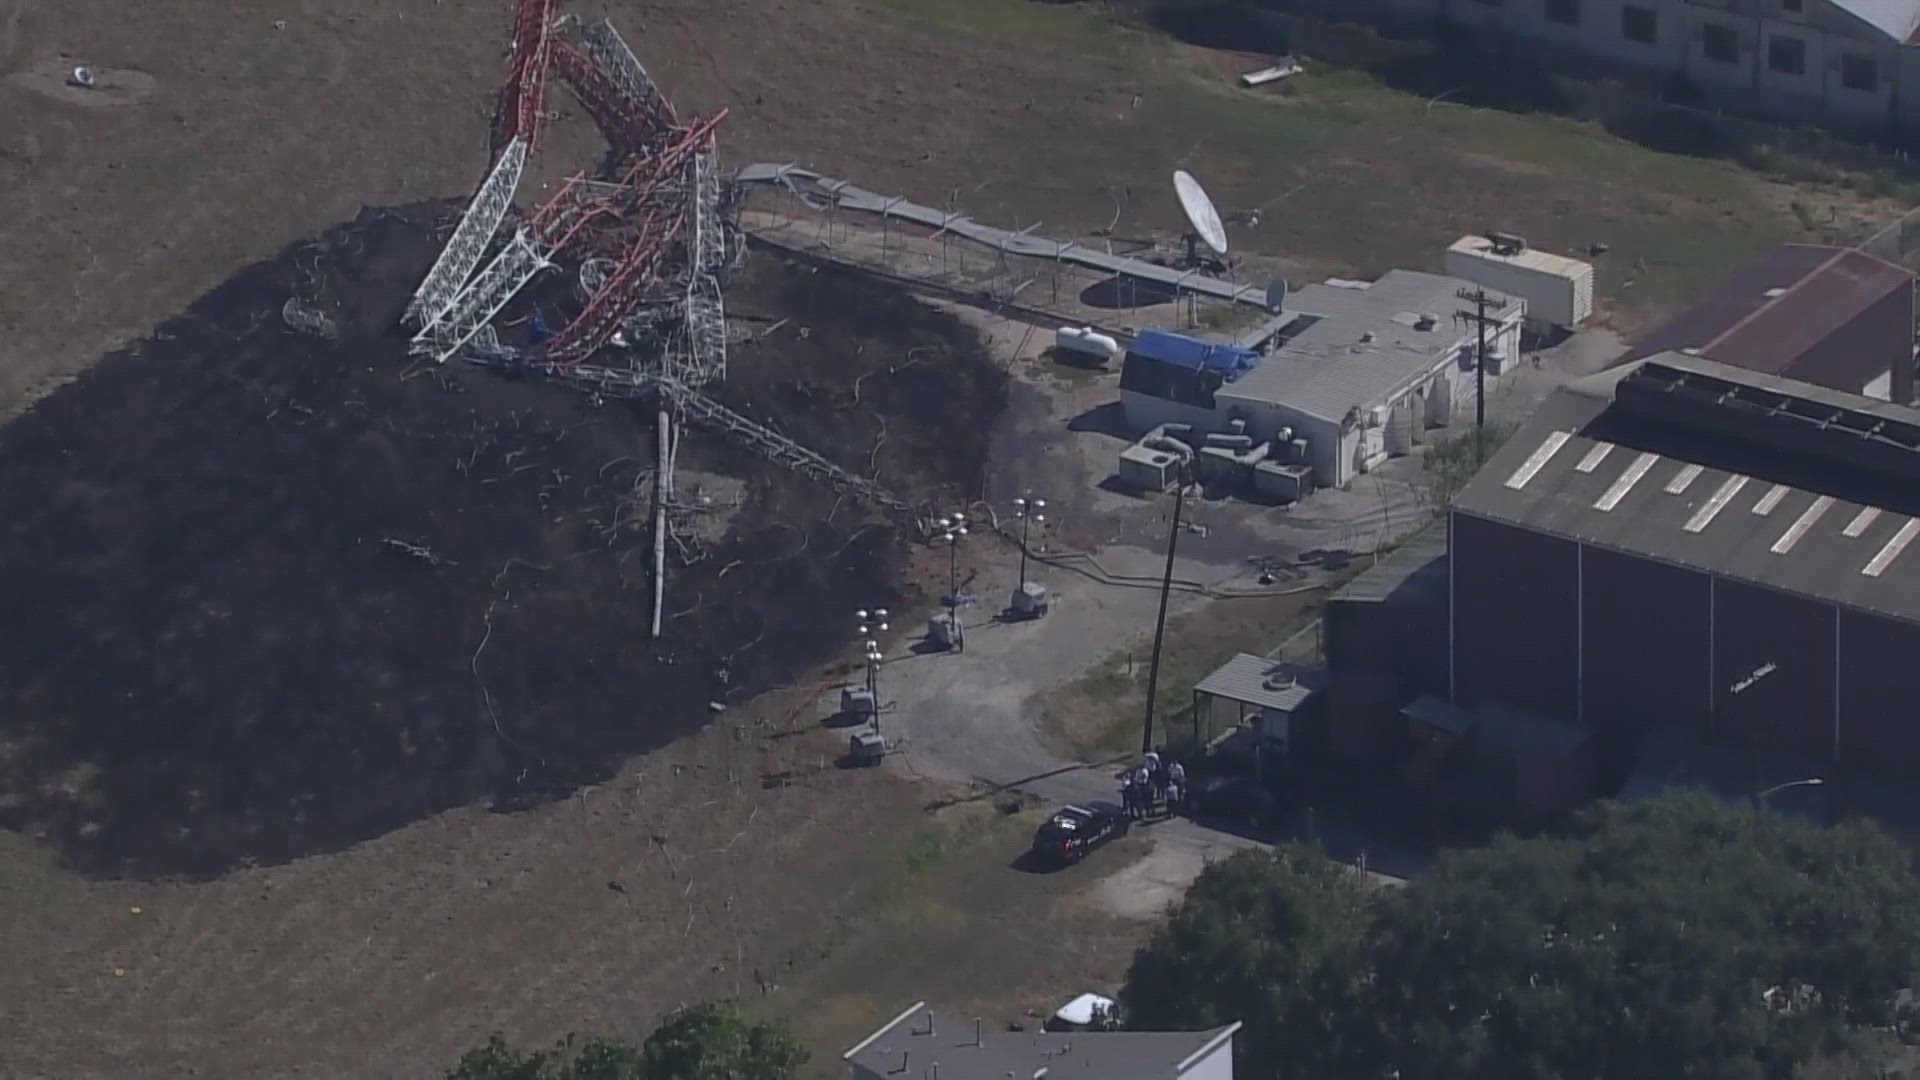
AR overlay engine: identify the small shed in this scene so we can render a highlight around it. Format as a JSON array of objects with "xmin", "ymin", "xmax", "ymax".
[{"xmin": 1192, "ymin": 654, "xmax": 1326, "ymax": 765}]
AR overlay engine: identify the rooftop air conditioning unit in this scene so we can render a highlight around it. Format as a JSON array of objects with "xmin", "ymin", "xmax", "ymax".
[{"xmin": 1486, "ymin": 230, "xmax": 1527, "ymax": 257}]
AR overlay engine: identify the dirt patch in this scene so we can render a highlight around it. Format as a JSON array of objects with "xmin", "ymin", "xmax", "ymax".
[
  {"xmin": 0, "ymin": 205, "xmax": 1005, "ymax": 878},
  {"xmin": 1089, "ymin": 840, "xmax": 1211, "ymax": 921},
  {"xmin": 7, "ymin": 59, "xmax": 157, "ymax": 106},
  {"xmin": 750, "ymin": 800, "xmax": 1159, "ymax": 1074},
  {"xmin": 0, "ymin": 697, "xmax": 946, "ymax": 1079}
]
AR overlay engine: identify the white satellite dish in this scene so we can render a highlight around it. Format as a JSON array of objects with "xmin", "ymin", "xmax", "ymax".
[{"xmin": 1173, "ymin": 170, "xmax": 1228, "ymax": 258}]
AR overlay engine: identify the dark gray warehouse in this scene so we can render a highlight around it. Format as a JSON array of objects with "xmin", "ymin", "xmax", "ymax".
[{"xmin": 1451, "ymin": 351, "xmax": 1920, "ymax": 781}]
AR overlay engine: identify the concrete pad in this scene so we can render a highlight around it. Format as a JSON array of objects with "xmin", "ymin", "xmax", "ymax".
[{"xmin": 1088, "ymin": 837, "xmax": 1212, "ymax": 920}]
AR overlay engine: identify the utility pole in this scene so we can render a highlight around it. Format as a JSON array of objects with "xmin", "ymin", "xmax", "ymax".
[
  {"xmin": 1455, "ymin": 287, "xmax": 1500, "ymax": 460},
  {"xmin": 1141, "ymin": 469, "xmax": 1189, "ymax": 756}
]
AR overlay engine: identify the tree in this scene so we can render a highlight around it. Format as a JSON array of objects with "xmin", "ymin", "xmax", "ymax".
[
  {"xmin": 1369, "ymin": 796, "xmax": 1920, "ymax": 1080},
  {"xmin": 1121, "ymin": 844, "xmax": 1379, "ymax": 1079},
  {"xmin": 446, "ymin": 1034, "xmax": 641, "ymax": 1080},
  {"xmin": 640, "ymin": 1003, "xmax": 807, "ymax": 1080},
  {"xmin": 1419, "ymin": 420, "xmax": 1517, "ymax": 507},
  {"xmin": 1123, "ymin": 796, "xmax": 1920, "ymax": 1080},
  {"xmin": 446, "ymin": 1006, "xmax": 802, "ymax": 1080}
]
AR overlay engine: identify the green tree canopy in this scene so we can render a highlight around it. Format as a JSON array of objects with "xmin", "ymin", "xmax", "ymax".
[
  {"xmin": 446, "ymin": 1034, "xmax": 642, "ymax": 1080},
  {"xmin": 1123, "ymin": 844, "xmax": 1379, "ymax": 1077},
  {"xmin": 1373, "ymin": 796, "xmax": 1920, "ymax": 1080},
  {"xmin": 1122, "ymin": 795, "xmax": 1920, "ymax": 1080},
  {"xmin": 641, "ymin": 1003, "xmax": 807, "ymax": 1080},
  {"xmin": 446, "ymin": 1004, "xmax": 804, "ymax": 1080}
]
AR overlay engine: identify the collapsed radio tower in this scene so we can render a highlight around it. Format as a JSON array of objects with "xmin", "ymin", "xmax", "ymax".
[{"xmin": 403, "ymin": 0, "xmax": 927, "ymax": 638}]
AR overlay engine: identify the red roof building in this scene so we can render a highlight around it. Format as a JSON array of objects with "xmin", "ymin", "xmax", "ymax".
[{"xmin": 1620, "ymin": 244, "xmax": 1916, "ymax": 404}]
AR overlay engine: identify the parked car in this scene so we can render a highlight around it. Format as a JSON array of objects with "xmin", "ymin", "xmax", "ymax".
[
  {"xmin": 1030, "ymin": 802, "xmax": 1130, "ymax": 864},
  {"xmin": 1192, "ymin": 775, "xmax": 1286, "ymax": 830}
]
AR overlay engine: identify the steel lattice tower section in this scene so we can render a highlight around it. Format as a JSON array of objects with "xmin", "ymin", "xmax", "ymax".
[
  {"xmin": 405, "ymin": 139, "xmax": 529, "ymax": 329},
  {"xmin": 402, "ymin": 0, "xmax": 928, "ymax": 608},
  {"xmin": 405, "ymin": 0, "xmax": 559, "ymax": 332},
  {"xmin": 673, "ymin": 148, "xmax": 729, "ymax": 388}
]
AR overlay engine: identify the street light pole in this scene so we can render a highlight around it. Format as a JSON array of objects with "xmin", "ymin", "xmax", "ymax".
[
  {"xmin": 1751, "ymin": 776, "xmax": 1823, "ymax": 816},
  {"xmin": 937, "ymin": 513, "xmax": 969, "ymax": 653}
]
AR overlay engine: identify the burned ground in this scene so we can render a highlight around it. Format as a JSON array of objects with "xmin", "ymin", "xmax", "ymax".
[{"xmin": 0, "ymin": 205, "xmax": 1004, "ymax": 879}]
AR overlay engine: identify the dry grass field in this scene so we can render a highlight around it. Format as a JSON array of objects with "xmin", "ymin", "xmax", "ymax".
[{"xmin": 0, "ymin": 0, "xmax": 1907, "ymax": 1075}]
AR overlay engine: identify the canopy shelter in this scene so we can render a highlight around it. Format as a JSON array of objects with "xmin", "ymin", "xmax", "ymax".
[{"xmin": 1191, "ymin": 654, "xmax": 1326, "ymax": 767}]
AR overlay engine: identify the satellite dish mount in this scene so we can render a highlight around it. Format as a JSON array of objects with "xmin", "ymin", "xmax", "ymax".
[{"xmin": 1173, "ymin": 170, "xmax": 1228, "ymax": 272}]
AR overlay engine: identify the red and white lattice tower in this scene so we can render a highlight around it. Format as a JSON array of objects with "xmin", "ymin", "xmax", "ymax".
[{"xmin": 405, "ymin": 0, "xmax": 729, "ymax": 384}]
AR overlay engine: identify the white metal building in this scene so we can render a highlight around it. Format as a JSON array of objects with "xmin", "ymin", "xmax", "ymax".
[
  {"xmin": 1120, "ymin": 270, "xmax": 1525, "ymax": 489},
  {"xmin": 1446, "ymin": 235, "xmax": 1595, "ymax": 333},
  {"xmin": 844, "ymin": 1002, "xmax": 1242, "ymax": 1080}
]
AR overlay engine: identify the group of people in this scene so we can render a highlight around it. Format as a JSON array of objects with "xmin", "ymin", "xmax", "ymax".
[{"xmin": 1119, "ymin": 749, "xmax": 1187, "ymax": 821}]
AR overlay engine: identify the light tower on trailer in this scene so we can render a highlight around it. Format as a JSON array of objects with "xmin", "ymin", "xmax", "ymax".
[
  {"xmin": 1010, "ymin": 495, "xmax": 1049, "ymax": 619},
  {"xmin": 935, "ymin": 514, "xmax": 969, "ymax": 652}
]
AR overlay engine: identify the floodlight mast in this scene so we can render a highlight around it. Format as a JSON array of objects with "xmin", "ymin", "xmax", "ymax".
[
  {"xmin": 938, "ymin": 515, "xmax": 969, "ymax": 652},
  {"xmin": 1013, "ymin": 496, "xmax": 1046, "ymax": 594}
]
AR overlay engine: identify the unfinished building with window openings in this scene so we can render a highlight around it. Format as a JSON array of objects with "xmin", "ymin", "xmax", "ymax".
[{"xmin": 1450, "ymin": 350, "xmax": 1920, "ymax": 780}]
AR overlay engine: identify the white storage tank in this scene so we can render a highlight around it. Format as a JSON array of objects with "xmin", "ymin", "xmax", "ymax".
[
  {"xmin": 1445, "ymin": 234, "xmax": 1593, "ymax": 331},
  {"xmin": 1054, "ymin": 325, "xmax": 1121, "ymax": 363}
]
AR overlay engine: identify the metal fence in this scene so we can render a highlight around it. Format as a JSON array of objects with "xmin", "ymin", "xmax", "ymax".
[{"xmin": 734, "ymin": 182, "xmax": 1250, "ymax": 339}]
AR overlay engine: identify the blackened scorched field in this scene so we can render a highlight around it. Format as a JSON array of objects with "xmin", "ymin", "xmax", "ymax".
[{"xmin": 0, "ymin": 205, "xmax": 1005, "ymax": 878}]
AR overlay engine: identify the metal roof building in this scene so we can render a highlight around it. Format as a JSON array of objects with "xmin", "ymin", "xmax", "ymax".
[
  {"xmin": 1121, "ymin": 270, "xmax": 1526, "ymax": 489},
  {"xmin": 1224, "ymin": 271, "xmax": 1521, "ymax": 426},
  {"xmin": 844, "ymin": 1003, "xmax": 1241, "ymax": 1080},
  {"xmin": 1618, "ymin": 243, "xmax": 1915, "ymax": 404},
  {"xmin": 1450, "ymin": 350, "xmax": 1920, "ymax": 782}
]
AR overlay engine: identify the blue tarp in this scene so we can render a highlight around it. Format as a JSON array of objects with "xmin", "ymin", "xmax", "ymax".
[{"xmin": 1127, "ymin": 330, "xmax": 1262, "ymax": 383}]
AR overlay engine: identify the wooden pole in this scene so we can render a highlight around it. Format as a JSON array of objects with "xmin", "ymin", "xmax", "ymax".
[
  {"xmin": 1142, "ymin": 479, "xmax": 1186, "ymax": 755},
  {"xmin": 651, "ymin": 409, "xmax": 672, "ymax": 639}
]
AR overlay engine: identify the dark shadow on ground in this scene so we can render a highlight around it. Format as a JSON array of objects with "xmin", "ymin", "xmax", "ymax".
[
  {"xmin": 0, "ymin": 206, "xmax": 1007, "ymax": 879},
  {"xmin": 1047, "ymin": 348, "xmax": 1112, "ymax": 374},
  {"xmin": 1144, "ymin": 0, "xmax": 1292, "ymax": 54},
  {"xmin": 1067, "ymin": 401, "xmax": 1135, "ymax": 440},
  {"xmin": 1009, "ymin": 850, "xmax": 1069, "ymax": 874},
  {"xmin": 820, "ymin": 708, "xmax": 870, "ymax": 730},
  {"xmin": 1080, "ymin": 274, "xmax": 1179, "ymax": 310},
  {"xmin": 1096, "ymin": 475, "xmax": 1149, "ymax": 499}
]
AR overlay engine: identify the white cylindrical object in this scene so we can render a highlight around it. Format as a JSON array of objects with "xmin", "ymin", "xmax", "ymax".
[
  {"xmin": 70, "ymin": 66, "xmax": 97, "ymax": 88},
  {"xmin": 1055, "ymin": 326, "xmax": 1120, "ymax": 362}
]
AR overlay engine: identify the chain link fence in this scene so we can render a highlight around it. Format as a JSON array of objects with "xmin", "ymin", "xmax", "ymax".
[{"xmin": 734, "ymin": 181, "xmax": 1255, "ymax": 339}]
